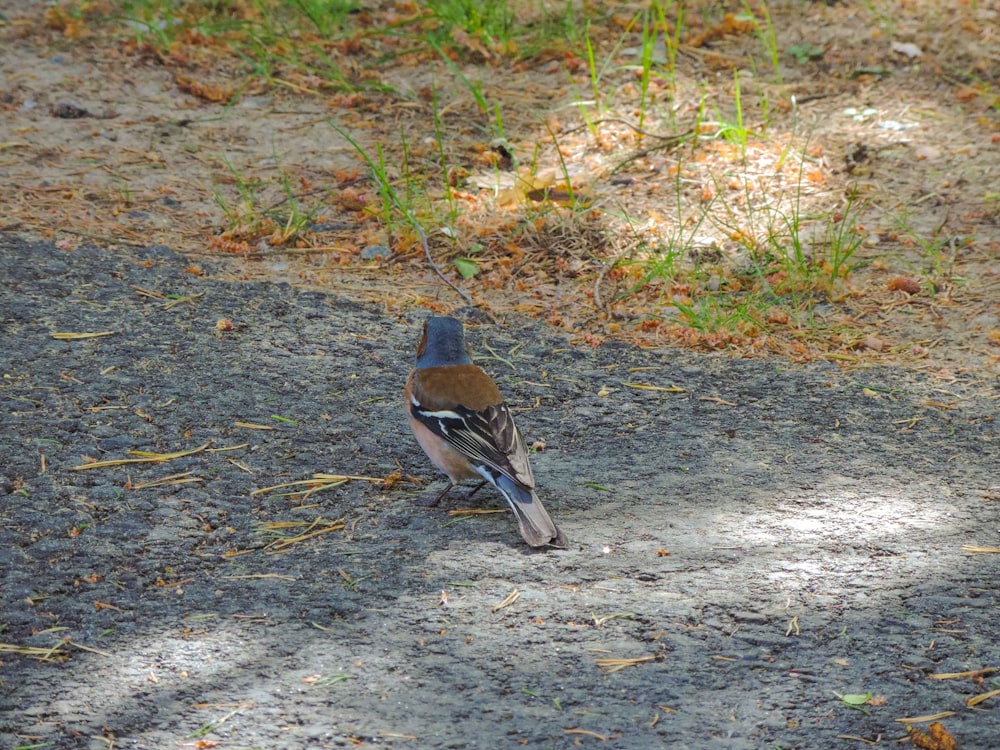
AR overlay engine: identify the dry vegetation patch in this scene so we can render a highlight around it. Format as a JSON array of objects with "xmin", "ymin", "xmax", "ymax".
[{"xmin": 1, "ymin": 0, "xmax": 997, "ymax": 375}]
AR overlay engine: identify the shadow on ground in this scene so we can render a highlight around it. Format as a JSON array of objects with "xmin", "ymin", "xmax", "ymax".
[{"xmin": 1, "ymin": 237, "xmax": 997, "ymax": 749}]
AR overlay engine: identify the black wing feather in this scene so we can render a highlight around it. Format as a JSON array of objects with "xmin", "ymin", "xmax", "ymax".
[{"xmin": 411, "ymin": 401, "xmax": 535, "ymax": 488}]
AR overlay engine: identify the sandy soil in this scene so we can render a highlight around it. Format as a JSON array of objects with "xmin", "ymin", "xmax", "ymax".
[
  {"xmin": 1, "ymin": 237, "xmax": 997, "ymax": 749},
  {"xmin": 1, "ymin": 0, "xmax": 999, "ymax": 372}
]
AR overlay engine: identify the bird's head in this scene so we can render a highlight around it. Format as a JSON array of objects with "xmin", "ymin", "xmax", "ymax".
[{"xmin": 415, "ymin": 316, "xmax": 475, "ymax": 368}]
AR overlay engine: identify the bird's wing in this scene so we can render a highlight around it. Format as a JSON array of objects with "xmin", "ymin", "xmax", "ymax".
[{"xmin": 409, "ymin": 374, "xmax": 536, "ymax": 489}]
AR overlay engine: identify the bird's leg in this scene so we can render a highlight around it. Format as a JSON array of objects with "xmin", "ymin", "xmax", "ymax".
[
  {"xmin": 455, "ymin": 481, "xmax": 487, "ymax": 502},
  {"xmin": 414, "ymin": 481, "xmax": 457, "ymax": 508},
  {"xmin": 415, "ymin": 480, "xmax": 487, "ymax": 507}
]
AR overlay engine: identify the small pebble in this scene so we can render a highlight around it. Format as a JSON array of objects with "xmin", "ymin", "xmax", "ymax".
[
  {"xmin": 52, "ymin": 101, "xmax": 89, "ymax": 119},
  {"xmin": 361, "ymin": 244, "xmax": 390, "ymax": 260}
]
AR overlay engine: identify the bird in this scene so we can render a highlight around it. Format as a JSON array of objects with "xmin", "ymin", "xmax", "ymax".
[{"xmin": 404, "ymin": 316, "xmax": 568, "ymax": 549}]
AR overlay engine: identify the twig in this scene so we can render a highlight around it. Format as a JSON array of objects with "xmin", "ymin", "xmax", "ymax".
[
  {"xmin": 562, "ymin": 117, "xmax": 693, "ymax": 143},
  {"xmin": 411, "ymin": 219, "xmax": 476, "ymax": 308},
  {"xmin": 611, "ymin": 131, "xmax": 693, "ymax": 174}
]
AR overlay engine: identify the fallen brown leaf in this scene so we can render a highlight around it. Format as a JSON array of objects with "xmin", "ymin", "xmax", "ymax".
[
  {"xmin": 907, "ymin": 722, "xmax": 957, "ymax": 750},
  {"xmin": 888, "ymin": 276, "xmax": 921, "ymax": 294}
]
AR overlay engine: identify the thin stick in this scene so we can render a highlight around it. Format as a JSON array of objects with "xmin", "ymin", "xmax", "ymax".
[
  {"xmin": 492, "ymin": 588, "xmax": 521, "ymax": 612},
  {"xmin": 928, "ymin": 667, "xmax": 998, "ymax": 680},
  {"xmin": 411, "ymin": 219, "xmax": 475, "ymax": 308}
]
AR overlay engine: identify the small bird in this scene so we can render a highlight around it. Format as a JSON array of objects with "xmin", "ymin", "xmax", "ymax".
[{"xmin": 404, "ymin": 316, "xmax": 567, "ymax": 548}]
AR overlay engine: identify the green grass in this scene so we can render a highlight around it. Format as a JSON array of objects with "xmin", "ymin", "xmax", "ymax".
[
  {"xmin": 213, "ymin": 156, "xmax": 325, "ymax": 246},
  {"xmin": 581, "ymin": 12, "xmax": 638, "ymax": 119},
  {"xmin": 612, "ymin": 159, "xmax": 714, "ymax": 303},
  {"xmin": 68, "ymin": 0, "xmax": 604, "ymax": 102},
  {"xmin": 671, "ymin": 292, "xmax": 767, "ymax": 335},
  {"xmin": 636, "ymin": 7, "xmax": 657, "ymax": 133},
  {"xmin": 327, "ymin": 121, "xmax": 427, "ymax": 242},
  {"xmin": 330, "ymin": 120, "xmax": 474, "ymax": 303},
  {"xmin": 654, "ymin": 0, "xmax": 684, "ymax": 94},
  {"xmin": 287, "ymin": 0, "xmax": 360, "ymax": 38},
  {"xmin": 743, "ymin": 0, "xmax": 782, "ymax": 83},
  {"xmin": 424, "ymin": 0, "xmax": 514, "ymax": 49},
  {"xmin": 432, "ymin": 39, "xmax": 491, "ymax": 115},
  {"xmin": 890, "ymin": 207, "xmax": 962, "ymax": 293},
  {"xmin": 73, "ymin": 0, "xmax": 365, "ymax": 92},
  {"xmin": 608, "ymin": 112, "xmax": 870, "ymax": 348},
  {"xmin": 50, "ymin": 0, "xmax": 923, "ymax": 355},
  {"xmin": 726, "ymin": 69, "xmax": 750, "ymax": 154}
]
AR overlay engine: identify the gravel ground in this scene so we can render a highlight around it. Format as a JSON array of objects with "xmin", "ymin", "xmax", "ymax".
[{"xmin": 1, "ymin": 235, "xmax": 998, "ymax": 749}]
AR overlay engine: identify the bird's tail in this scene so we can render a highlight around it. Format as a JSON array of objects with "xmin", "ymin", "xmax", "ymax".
[{"xmin": 494, "ymin": 475, "xmax": 567, "ymax": 548}]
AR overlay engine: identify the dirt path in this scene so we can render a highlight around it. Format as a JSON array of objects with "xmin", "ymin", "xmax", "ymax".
[{"xmin": 1, "ymin": 236, "xmax": 997, "ymax": 749}]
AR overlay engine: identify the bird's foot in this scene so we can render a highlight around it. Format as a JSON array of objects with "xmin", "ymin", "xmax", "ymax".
[
  {"xmin": 414, "ymin": 481, "xmax": 486, "ymax": 507},
  {"xmin": 452, "ymin": 481, "xmax": 487, "ymax": 503}
]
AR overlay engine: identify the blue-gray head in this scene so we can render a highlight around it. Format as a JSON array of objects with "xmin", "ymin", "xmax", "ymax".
[{"xmin": 415, "ymin": 316, "xmax": 474, "ymax": 368}]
